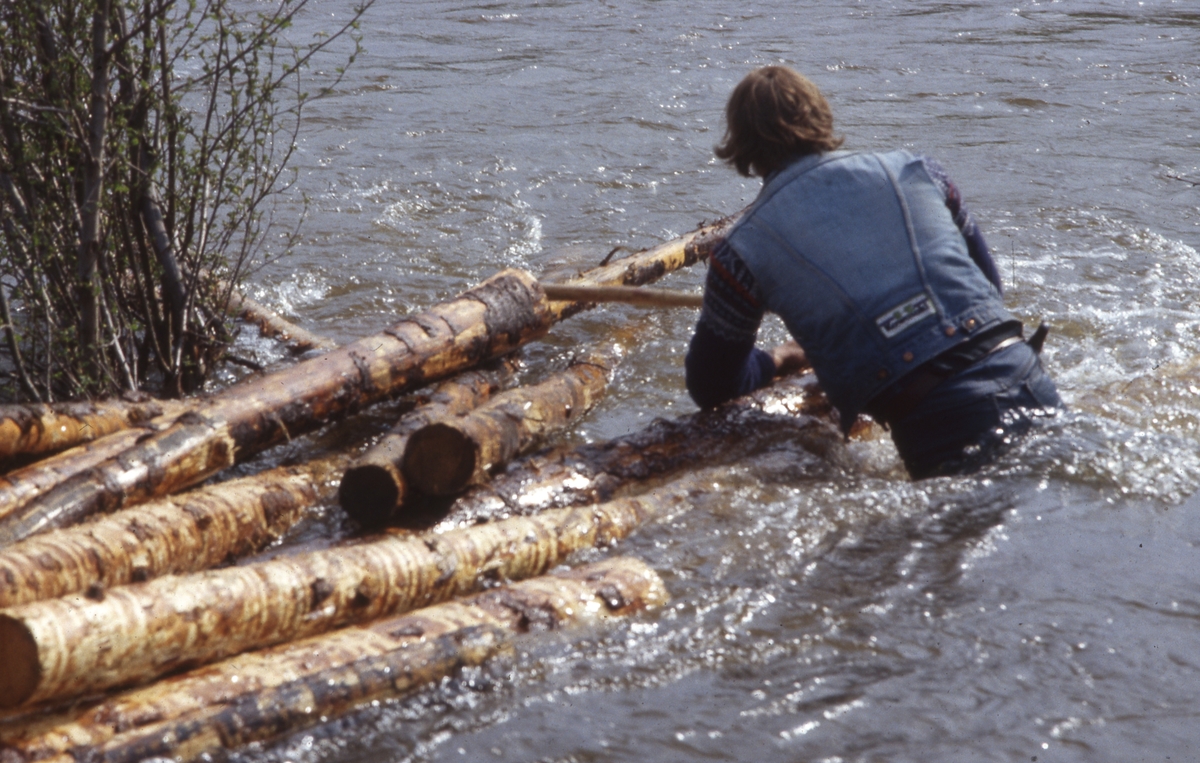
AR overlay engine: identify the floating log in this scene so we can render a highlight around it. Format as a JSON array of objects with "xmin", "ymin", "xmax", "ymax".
[
  {"xmin": 402, "ymin": 350, "xmax": 617, "ymax": 498},
  {"xmin": 337, "ymin": 356, "xmax": 519, "ymax": 528},
  {"xmin": 0, "ymin": 212, "xmax": 738, "ymax": 546},
  {"xmin": 225, "ymin": 286, "xmax": 339, "ymax": 353},
  {"xmin": 0, "ymin": 479, "xmax": 692, "ymax": 708},
  {"xmin": 0, "ymin": 557, "xmax": 667, "ymax": 763},
  {"xmin": 436, "ymin": 371, "xmax": 874, "ymax": 527},
  {"xmin": 0, "ymin": 396, "xmax": 189, "ymax": 465},
  {"xmin": 0, "ymin": 454, "xmax": 348, "ymax": 609},
  {"xmin": 542, "ymin": 283, "xmax": 704, "ymax": 308}
]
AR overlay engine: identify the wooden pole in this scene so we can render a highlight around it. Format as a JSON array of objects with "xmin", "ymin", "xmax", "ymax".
[
  {"xmin": 542, "ymin": 283, "xmax": 703, "ymax": 308},
  {"xmin": 0, "ymin": 483, "xmax": 692, "ymax": 708},
  {"xmin": 401, "ymin": 350, "xmax": 617, "ymax": 497},
  {"xmin": 0, "ymin": 454, "xmax": 347, "ymax": 609},
  {"xmin": 337, "ymin": 356, "xmax": 519, "ymax": 528},
  {"xmin": 0, "ymin": 557, "xmax": 667, "ymax": 763}
]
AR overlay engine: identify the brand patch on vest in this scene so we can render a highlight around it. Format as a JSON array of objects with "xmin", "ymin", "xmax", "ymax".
[{"xmin": 876, "ymin": 293, "xmax": 935, "ymax": 338}]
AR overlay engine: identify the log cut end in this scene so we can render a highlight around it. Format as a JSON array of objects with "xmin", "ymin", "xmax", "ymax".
[
  {"xmin": 338, "ymin": 462, "xmax": 403, "ymax": 528},
  {"xmin": 0, "ymin": 614, "xmax": 39, "ymax": 708},
  {"xmin": 402, "ymin": 423, "xmax": 478, "ymax": 497}
]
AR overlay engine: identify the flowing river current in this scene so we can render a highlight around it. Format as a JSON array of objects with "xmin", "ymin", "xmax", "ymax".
[{"xmin": 225, "ymin": 2, "xmax": 1200, "ymax": 761}]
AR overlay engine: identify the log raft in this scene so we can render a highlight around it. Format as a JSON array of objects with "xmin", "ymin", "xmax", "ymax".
[
  {"xmin": 0, "ymin": 212, "xmax": 737, "ymax": 546},
  {"xmin": 401, "ymin": 349, "xmax": 618, "ymax": 498},
  {"xmin": 0, "ymin": 557, "xmax": 667, "ymax": 763},
  {"xmin": 0, "ymin": 481, "xmax": 692, "ymax": 708},
  {"xmin": 0, "ymin": 454, "xmax": 349, "ymax": 609}
]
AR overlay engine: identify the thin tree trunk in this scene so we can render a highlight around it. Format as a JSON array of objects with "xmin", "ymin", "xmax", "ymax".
[
  {"xmin": 0, "ymin": 212, "xmax": 738, "ymax": 545},
  {"xmin": 0, "ymin": 557, "xmax": 666, "ymax": 763},
  {"xmin": 77, "ymin": 0, "xmax": 111, "ymax": 369},
  {"xmin": 338, "ymin": 356, "xmax": 519, "ymax": 527},
  {"xmin": 0, "ymin": 396, "xmax": 188, "ymax": 464},
  {"xmin": 401, "ymin": 350, "xmax": 616, "ymax": 497},
  {"xmin": 0, "ymin": 482, "xmax": 692, "ymax": 707},
  {"xmin": 0, "ymin": 453, "xmax": 348, "ymax": 609}
]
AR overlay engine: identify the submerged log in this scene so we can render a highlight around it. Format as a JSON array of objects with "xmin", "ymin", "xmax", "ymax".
[
  {"xmin": 0, "ymin": 212, "xmax": 738, "ymax": 546},
  {"xmin": 338, "ymin": 356, "xmax": 519, "ymax": 528},
  {"xmin": 437, "ymin": 371, "xmax": 875, "ymax": 527},
  {"xmin": 0, "ymin": 454, "xmax": 348, "ymax": 609},
  {"xmin": 225, "ymin": 287, "xmax": 338, "ymax": 353},
  {"xmin": 0, "ymin": 557, "xmax": 667, "ymax": 763},
  {"xmin": 0, "ymin": 396, "xmax": 189, "ymax": 464},
  {"xmin": 402, "ymin": 350, "xmax": 617, "ymax": 498},
  {"xmin": 0, "ymin": 480, "xmax": 693, "ymax": 708}
]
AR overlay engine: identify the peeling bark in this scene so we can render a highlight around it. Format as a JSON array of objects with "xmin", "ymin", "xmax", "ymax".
[{"xmin": 0, "ymin": 557, "xmax": 667, "ymax": 763}]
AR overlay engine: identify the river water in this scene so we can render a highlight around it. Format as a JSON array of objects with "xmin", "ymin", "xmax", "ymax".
[{"xmin": 231, "ymin": 2, "xmax": 1200, "ymax": 761}]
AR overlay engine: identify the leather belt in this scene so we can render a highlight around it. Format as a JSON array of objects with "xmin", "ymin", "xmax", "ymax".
[{"xmin": 866, "ymin": 321, "xmax": 1030, "ymax": 426}]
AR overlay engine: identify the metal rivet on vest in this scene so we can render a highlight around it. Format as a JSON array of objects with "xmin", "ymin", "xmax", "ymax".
[
  {"xmin": 876, "ymin": 369, "xmax": 889, "ymax": 381},
  {"xmin": 902, "ymin": 351, "xmax": 914, "ymax": 363},
  {"xmin": 964, "ymin": 318, "xmax": 977, "ymax": 331},
  {"xmin": 944, "ymin": 326, "xmax": 957, "ymax": 337}
]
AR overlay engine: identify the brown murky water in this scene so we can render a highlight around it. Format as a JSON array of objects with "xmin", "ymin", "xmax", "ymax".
[{"xmin": 225, "ymin": 2, "xmax": 1200, "ymax": 761}]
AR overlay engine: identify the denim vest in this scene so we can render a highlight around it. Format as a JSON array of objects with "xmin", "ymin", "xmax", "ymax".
[{"xmin": 726, "ymin": 150, "xmax": 1016, "ymax": 432}]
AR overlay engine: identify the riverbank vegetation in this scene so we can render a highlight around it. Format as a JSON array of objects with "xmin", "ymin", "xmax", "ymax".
[{"xmin": 0, "ymin": 0, "xmax": 369, "ymax": 403}]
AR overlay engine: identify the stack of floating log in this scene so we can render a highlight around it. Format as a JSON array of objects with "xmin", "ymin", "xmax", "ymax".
[{"xmin": 0, "ymin": 212, "xmax": 863, "ymax": 759}]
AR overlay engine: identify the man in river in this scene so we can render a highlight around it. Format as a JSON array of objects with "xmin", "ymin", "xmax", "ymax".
[{"xmin": 685, "ymin": 65, "xmax": 1062, "ymax": 478}]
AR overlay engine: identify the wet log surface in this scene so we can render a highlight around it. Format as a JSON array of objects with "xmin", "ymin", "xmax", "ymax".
[
  {"xmin": 402, "ymin": 350, "xmax": 617, "ymax": 497},
  {"xmin": 0, "ymin": 397, "xmax": 189, "ymax": 465},
  {"xmin": 431, "ymin": 371, "xmax": 877, "ymax": 529},
  {"xmin": 0, "ymin": 454, "xmax": 348, "ymax": 609},
  {"xmin": 338, "ymin": 356, "xmax": 520, "ymax": 528},
  {"xmin": 0, "ymin": 557, "xmax": 667, "ymax": 763},
  {"xmin": 0, "ymin": 269, "xmax": 552, "ymax": 546},
  {"xmin": 0, "ymin": 481, "xmax": 693, "ymax": 707}
]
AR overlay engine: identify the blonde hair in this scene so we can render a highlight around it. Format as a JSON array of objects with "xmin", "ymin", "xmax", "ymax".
[{"xmin": 714, "ymin": 66, "xmax": 844, "ymax": 178}]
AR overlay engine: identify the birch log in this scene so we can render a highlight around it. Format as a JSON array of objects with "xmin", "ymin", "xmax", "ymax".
[
  {"xmin": 0, "ymin": 397, "xmax": 189, "ymax": 464},
  {"xmin": 337, "ymin": 356, "xmax": 519, "ymax": 528},
  {"xmin": 0, "ymin": 483, "xmax": 693, "ymax": 707},
  {"xmin": 401, "ymin": 350, "xmax": 617, "ymax": 497},
  {"xmin": 0, "ymin": 212, "xmax": 737, "ymax": 546},
  {"xmin": 0, "ymin": 557, "xmax": 667, "ymax": 763},
  {"xmin": 0, "ymin": 454, "xmax": 348, "ymax": 609}
]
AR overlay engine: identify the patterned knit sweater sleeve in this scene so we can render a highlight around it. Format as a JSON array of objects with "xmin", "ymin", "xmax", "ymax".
[
  {"xmin": 684, "ymin": 239, "xmax": 776, "ymax": 409},
  {"xmin": 920, "ymin": 156, "xmax": 1004, "ymax": 295}
]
